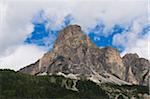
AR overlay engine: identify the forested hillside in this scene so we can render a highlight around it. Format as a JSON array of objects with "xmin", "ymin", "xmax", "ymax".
[{"xmin": 0, "ymin": 69, "xmax": 149, "ymax": 99}]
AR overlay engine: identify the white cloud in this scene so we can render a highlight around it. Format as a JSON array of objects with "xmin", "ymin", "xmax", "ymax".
[
  {"xmin": 0, "ymin": 44, "xmax": 46, "ymax": 70},
  {"xmin": 121, "ymin": 33, "xmax": 149, "ymax": 60},
  {"xmin": 0, "ymin": 0, "xmax": 148, "ymax": 70},
  {"xmin": 0, "ymin": 0, "xmax": 34, "ymax": 56},
  {"xmin": 113, "ymin": 17, "xmax": 149, "ymax": 60}
]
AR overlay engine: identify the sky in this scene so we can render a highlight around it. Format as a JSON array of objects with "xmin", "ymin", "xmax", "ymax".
[{"xmin": 0, "ymin": 0, "xmax": 149, "ymax": 70}]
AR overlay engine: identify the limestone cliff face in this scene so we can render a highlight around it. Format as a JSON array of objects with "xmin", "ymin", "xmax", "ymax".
[
  {"xmin": 99, "ymin": 47, "xmax": 125, "ymax": 80},
  {"xmin": 123, "ymin": 54, "xmax": 150, "ymax": 86},
  {"xmin": 19, "ymin": 25, "xmax": 150, "ymax": 86}
]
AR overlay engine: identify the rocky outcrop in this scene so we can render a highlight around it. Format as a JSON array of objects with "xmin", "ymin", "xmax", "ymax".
[
  {"xmin": 19, "ymin": 25, "xmax": 150, "ymax": 86},
  {"xmin": 99, "ymin": 47, "xmax": 125, "ymax": 79},
  {"xmin": 123, "ymin": 53, "xmax": 150, "ymax": 86},
  {"xmin": 19, "ymin": 60, "xmax": 39, "ymax": 75}
]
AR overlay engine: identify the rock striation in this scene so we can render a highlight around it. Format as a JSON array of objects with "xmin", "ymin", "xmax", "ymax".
[
  {"xmin": 19, "ymin": 25, "xmax": 150, "ymax": 86},
  {"xmin": 123, "ymin": 53, "xmax": 150, "ymax": 86}
]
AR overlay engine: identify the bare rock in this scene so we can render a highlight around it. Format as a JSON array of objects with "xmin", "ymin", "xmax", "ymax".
[
  {"xmin": 18, "ymin": 25, "xmax": 149, "ymax": 86},
  {"xmin": 99, "ymin": 47, "xmax": 125, "ymax": 80},
  {"xmin": 19, "ymin": 60, "xmax": 40, "ymax": 75},
  {"xmin": 123, "ymin": 53, "xmax": 150, "ymax": 86}
]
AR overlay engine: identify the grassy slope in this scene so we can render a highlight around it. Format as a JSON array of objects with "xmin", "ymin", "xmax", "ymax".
[{"xmin": 0, "ymin": 69, "xmax": 149, "ymax": 99}]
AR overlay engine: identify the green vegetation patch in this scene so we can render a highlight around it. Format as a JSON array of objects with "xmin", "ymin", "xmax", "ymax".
[{"xmin": 0, "ymin": 69, "xmax": 149, "ymax": 99}]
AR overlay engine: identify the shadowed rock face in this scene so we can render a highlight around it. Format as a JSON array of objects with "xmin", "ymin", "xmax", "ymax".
[
  {"xmin": 123, "ymin": 54, "xmax": 150, "ymax": 86},
  {"xmin": 19, "ymin": 60, "xmax": 40, "ymax": 75},
  {"xmin": 19, "ymin": 25, "xmax": 150, "ymax": 86}
]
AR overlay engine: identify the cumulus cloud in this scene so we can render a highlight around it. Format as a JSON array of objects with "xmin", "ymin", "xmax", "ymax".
[
  {"xmin": 0, "ymin": 44, "xmax": 46, "ymax": 70},
  {"xmin": 113, "ymin": 17, "xmax": 149, "ymax": 60},
  {"xmin": 0, "ymin": 0, "xmax": 148, "ymax": 70},
  {"xmin": 121, "ymin": 33, "xmax": 149, "ymax": 60},
  {"xmin": 0, "ymin": 0, "xmax": 34, "ymax": 56},
  {"xmin": 1, "ymin": 0, "xmax": 147, "ymax": 50}
]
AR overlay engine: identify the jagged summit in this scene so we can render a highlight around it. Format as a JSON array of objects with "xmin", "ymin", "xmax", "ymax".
[
  {"xmin": 19, "ymin": 25, "xmax": 150, "ymax": 86},
  {"xmin": 54, "ymin": 25, "xmax": 82, "ymax": 46},
  {"xmin": 123, "ymin": 53, "xmax": 150, "ymax": 85},
  {"xmin": 55, "ymin": 25, "xmax": 82, "ymax": 44},
  {"xmin": 53, "ymin": 25, "xmax": 93, "ymax": 53}
]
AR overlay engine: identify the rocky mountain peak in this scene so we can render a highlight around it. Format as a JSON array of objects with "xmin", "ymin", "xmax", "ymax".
[
  {"xmin": 122, "ymin": 53, "xmax": 150, "ymax": 85},
  {"xmin": 19, "ymin": 25, "xmax": 150, "ymax": 86},
  {"xmin": 55, "ymin": 25, "xmax": 82, "ymax": 44},
  {"xmin": 53, "ymin": 25, "xmax": 93, "ymax": 53},
  {"xmin": 123, "ymin": 53, "xmax": 139, "ymax": 63}
]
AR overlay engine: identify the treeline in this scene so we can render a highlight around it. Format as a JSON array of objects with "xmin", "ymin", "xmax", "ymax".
[
  {"xmin": 0, "ymin": 69, "xmax": 149, "ymax": 99},
  {"xmin": 0, "ymin": 69, "xmax": 109, "ymax": 98}
]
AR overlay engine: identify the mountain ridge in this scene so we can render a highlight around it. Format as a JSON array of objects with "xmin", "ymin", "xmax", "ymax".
[{"xmin": 19, "ymin": 25, "xmax": 150, "ymax": 86}]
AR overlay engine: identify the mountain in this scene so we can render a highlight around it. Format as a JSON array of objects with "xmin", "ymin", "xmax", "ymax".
[{"xmin": 19, "ymin": 25, "xmax": 150, "ymax": 86}]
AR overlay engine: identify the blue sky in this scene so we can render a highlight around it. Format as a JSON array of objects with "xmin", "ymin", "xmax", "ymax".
[
  {"xmin": 24, "ymin": 9, "xmax": 149, "ymax": 53},
  {"xmin": 24, "ymin": 11, "xmax": 126, "ymax": 52},
  {"xmin": 0, "ymin": 0, "xmax": 149, "ymax": 70}
]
